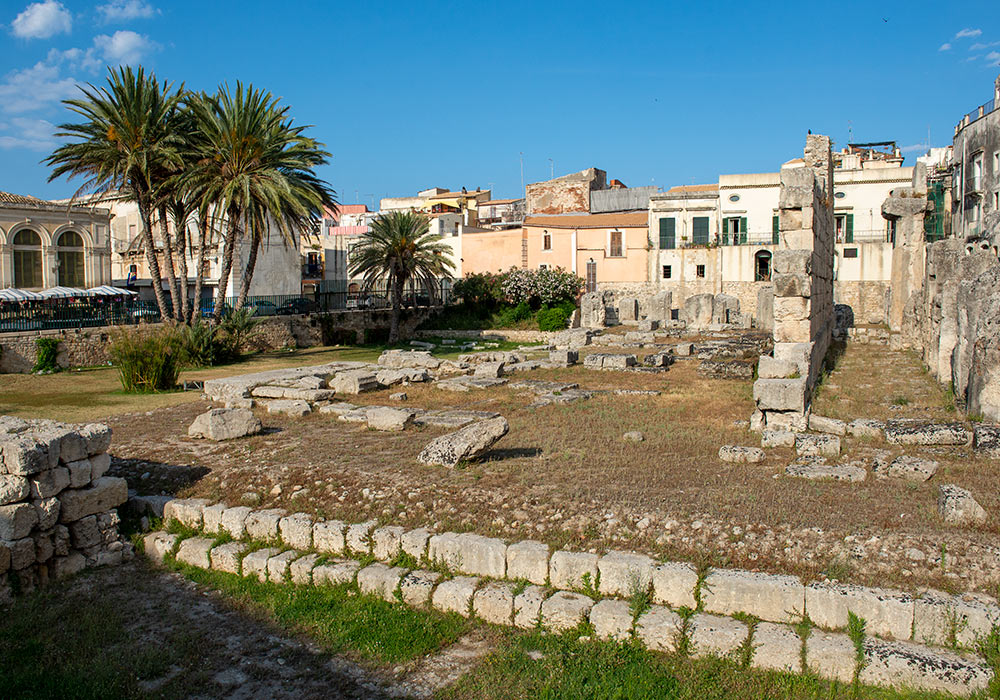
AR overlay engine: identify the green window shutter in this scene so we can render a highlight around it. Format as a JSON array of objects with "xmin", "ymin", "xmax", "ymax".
[
  {"xmin": 740, "ymin": 217, "xmax": 748, "ymax": 245},
  {"xmin": 659, "ymin": 218, "xmax": 675, "ymax": 249},
  {"xmin": 721, "ymin": 218, "xmax": 729, "ymax": 245},
  {"xmin": 692, "ymin": 217, "xmax": 709, "ymax": 245},
  {"xmin": 772, "ymin": 215, "xmax": 780, "ymax": 244},
  {"xmin": 846, "ymin": 214, "xmax": 854, "ymax": 243}
]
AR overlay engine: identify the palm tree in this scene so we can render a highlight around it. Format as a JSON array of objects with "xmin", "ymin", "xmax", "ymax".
[
  {"xmin": 46, "ymin": 66, "xmax": 183, "ymax": 320},
  {"xmin": 349, "ymin": 211, "xmax": 455, "ymax": 343},
  {"xmin": 182, "ymin": 85, "xmax": 335, "ymax": 321}
]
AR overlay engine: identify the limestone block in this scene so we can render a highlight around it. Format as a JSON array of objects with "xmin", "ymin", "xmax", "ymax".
[
  {"xmin": 33, "ymin": 497, "xmax": 59, "ymax": 530},
  {"xmin": 346, "ymin": 519, "xmax": 377, "ymax": 555},
  {"xmin": 417, "ymin": 416, "xmax": 509, "ymax": 467},
  {"xmin": 805, "ymin": 583, "xmax": 914, "ymax": 640},
  {"xmin": 506, "ymin": 540, "xmax": 549, "ymax": 585},
  {"xmin": 548, "ymin": 350, "xmax": 578, "ymax": 367},
  {"xmin": 357, "ymin": 563, "xmax": 407, "ymax": 602},
  {"xmin": 757, "ymin": 357, "xmax": 798, "ymax": 380},
  {"xmin": 774, "ymin": 296, "xmax": 811, "ymax": 323},
  {"xmin": 913, "ymin": 590, "xmax": 1000, "ymax": 647},
  {"xmin": 752, "ymin": 622, "xmax": 801, "ymax": 673},
  {"xmin": 176, "ymin": 537, "xmax": 214, "ymax": 569},
  {"xmin": 785, "ymin": 457, "xmax": 866, "ymax": 483},
  {"xmin": 0, "ymin": 475, "xmax": 30, "ymax": 506},
  {"xmin": 651, "ymin": 561, "xmax": 698, "ymax": 609},
  {"xmin": 473, "ymin": 581, "xmax": 516, "ymax": 625},
  {"xmin": 603, "ymin": 354, "xmax": 637, "ymax": 370},
  {"xmin": 313, "ymin": 520, "xmax": 347, "ymax": 555},
  {"xmin": 6, "ymin": 536, "xmax": 34, "ymax": 569},
  {"xmin": 266, "ymin": 550, "xmax": 300, "ymax": 582},
  {"xmin": 689, "ymin": 613, "xmax": 749, "ymax": 659},
  {"xmin": 674, "ymin": 342, "xmax": 694, "ymax": 356},
  {"xmin": 549, "ymin": 550, "xmax": 599, "ymax": 591},
  {"xmin": 597, "ymin": 550, "xmax": 654, "ymax": 597},
  {"xmin": 774, "ymin": 319, "xmax": 813, "ymax": 344},
  {"xmin": 59, "ymin": 477, "xmax": 127, "ymax": 523},
  {"xmin": 805, "ymin": 629, "xmax": 856, "ymax": 684},
  {"xmin": 290, "ymin": 552, "xmax": 320, "ymax": 584},
  {"xmin": 399, "ymin": 569, "xmax": 441, "ymax": 607},
  {"xmin": 432, "ymin": 576, "xmax": 479, "ymax": 616},
  {"xmin": 30, "ymin": 468, "xmax": 70, "ymax": 499},
  {"xmin": 428, "ymin": 532, "xmax": 506, "ymax": 578},
  {"xmin": 142, "ymin": 531, "xmax": 179, "ymax": 562},
  {"xmin": 0, "ymin": 502, "xmax": 38, "ymax": 540},
  {"xmin": 210, "ymin": 542, "xmax": 248, "ymax": 574},
  {"xmin": 400, "ymin": 528, "xmax": 431, "ymax": 560},
  {"xmin": 702, "ymin": 569, "xmax": 804, "ymax": 624},
  {"xmin": 590, "ymin": 599, "xmax": 633, "ymax": 641},
  {"xmin": 874, "ymin": 455, "xmax": 938, "ymax": 482},
  {"xmin": 244, "ymin": 509, "xmax": 286, "ymax": 541},
  {"xmin": 89, "ymin": 453, "xmax": 111, "ymax": 480},
  {"xmin": 330, "ymin": 370, "xmax": 378, "ymax": 394},
  {"xmin": 636, "ymin": 606, "xmax": 682, "ymax": 652},
  {"xmin": 366, "ymin": 407, "xmax": 415, "ymax": 432},
  {"xmin": 264, "ymin": 399, "xmax": 312, "ymax": 417},
  {"xmin": 69, "ymin": 515, "xmax": 100, "ymax": 548},
  {"xmin": 514, "ymin": 584, "xmax": 546, "ymax": 629},
  {"xmin": 937, "ymin": 484, "xmax": 988, "ymax": 526},
  {"xmin": 718, "ymin": 446, "xmax": 766, "ymax": 464},
  {"xmin": 753, "ymin": 378, "xmax": 808, "ymax": 413},
  {"xmin": 187, "ymin": 408, "xmax": 262, "ymax": 441},
  {"xmin": 34, "ymin": 530, "xmax": 53, "ymax": 563},
  {"xmin": 312, "ymin": 559, "xmax": 360, "ymax": 586},
  {"xmin": 1, "ymin": 434, "xmax": 54, "ymax": 476},
  {"xmin": 808, "ymin": 415, "xmax": 847, "ymax": 436},
  {"xmin": 860, "ymin": 638, "xmax": 992, "ymax": 696},
  {"xmin": 220, "ymin": 506, "xmax": 254, "ymax": 539},
  {"xmin": 774, "ymin": 249, "xmax": 812, "ymax": 276},
  {"xmin": 80, "ymin": 423, "xmax": 112, "ymax": 456},
  {"xmin": 278, "ymin": 513, "xmax": 314, "ymax": 550},
  {"xmin": 972, "ymin": 424, "xmax": 1000, "ymax": 457},
  {"xmin": 772, "ymin": 273, "xmax": 812, "ymax": 298},
  {"xmin": 241, "ymin": 548, "xmax": 280, "ymax": 581},
  {"xmin": 202, "ymin": 503, "xmax": 227, "ymax": 534},
  {"xmin": 50, "ymin": 551, "xmax": 86, "ymax": 580},
  {"xmin": 372, "ymin": 525, "xmax": 404, "ymax": 561},
  {"xmin": 795, "ymin": 434, "xmax": 840, "ymax": 458},
  {"xmin": 848, "ymin": 420, "xmax": 885, "ymax": 440},
  {"xmin": 761, "ymin": 430, "xmax": 796, "ymax": 448},
  {"xmin": 163, "ymin": 497, "xmax": 212, "ymax": 529},
  {"xmin": 884, "ymin": 422, "xmax": 971, "ymax": 446},
  {"xmin": 541, "ymin": 591, "xmax": 594, "ymax": 632}
]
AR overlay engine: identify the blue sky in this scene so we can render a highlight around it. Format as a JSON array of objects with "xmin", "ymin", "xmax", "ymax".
[{"xmin": 2, "ymin": 0, "xmax": 999, "ymax": 205}]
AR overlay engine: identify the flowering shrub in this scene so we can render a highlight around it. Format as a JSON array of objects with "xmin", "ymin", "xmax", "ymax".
[
  {"xmin": 499, "ymin": 266, "xmax": 582, "ymax": 306},
  {"xmin": 452, "ymin": 272, "xmax": 503, "ymax": 307}
]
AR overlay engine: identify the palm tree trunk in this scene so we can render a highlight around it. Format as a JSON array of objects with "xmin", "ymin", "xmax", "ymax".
[
  {"xmin": 213, "ymin": 210, "xmax": 239, "ymax": 322},
  {"xmin": 137, "ymin": 197, "xmax": 171, "ymax": 321},
  {"xmin": 389, "ymin": 274, "xmax": 403, "ymax": 344},
  {"xmin": 176, "ymin": 213, "xmax": 190, "ymax": 324},
  {"xmin": 158, "ymin": 204, "xmax": 180, "ymax": 321},
  {"xmin": 236, "ymin": 229, "xmax": 260, "ymax": 312},
  {"xmin": 191, "ymin": 213, "xmax": 208, "ymax": 321}
]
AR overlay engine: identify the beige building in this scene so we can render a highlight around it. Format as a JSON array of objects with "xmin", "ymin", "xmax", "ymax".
[{"xmin": 0, "ymin": 191, "xmax": 112, "ymax": 290}]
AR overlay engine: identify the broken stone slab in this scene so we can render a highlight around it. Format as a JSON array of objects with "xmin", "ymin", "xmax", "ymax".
[
  {"xmin": 859, "ymin": 637, "xmax": 992, "ymax": 696},
  {"xmin": 874, "ymin": 455, "xmax": 939, "ymax": 482},
  {"xmin": 751, "ymin": 622, "xmax": 802, "ymax": 673},
  {"xmin": 549, "ymin": 550, "xmax": 599, "ymax": 591},
  {"xmin": 794, "ymin": 434, "xmax": 840, "ymax": 458},
  {"xmin": 317, "ymin": 402, "xmax": 358, "ymax": 416},
  {"xmin": 583, "ymin": 353, "xmax": 637, "ymax": 371},
  {"xmin": 635, "ymin": 605, "xmax": 682, "ymax": 652},
  {"xmin": 805, "ymin": 582, "xmax": 914, "ymax": 640},
  {"xmin": 913, "ymin": 590, "xmax": 1000, "ymax": 648},
  {"xmin": 702, "ymin": 569, "xmax": 805, "ymax": 624},
  {"xmin": 805, "ymin": 629, "xmax": 856, "ymax": 684},
  {"xmin": 210, "ymin": 542, "xmax": 248, "ymax": 574},
  {"xmin": 785, "ymin": 456, "xmax": 866, "ymax": 483},
  {"xmin": 414, "ymin": 409, "xmax": 501, "ymax": 429},
  {"xmin": 548, "ymin": 349, "xmax": 578, "ymax": 367},
  {"xmin": 541, "ymin": 591, "xmax": 594, "ymax": 632},
  {"xmin": 399, "ymin": 569, "xmax": 441, "ymax": 607},
  {"xmin": 972, "ymin": 424, "xmax": 1000, "ymax": 457},
  {"xmin": 847, "ymin": 419, "xmax": 885, "ymax": 439},
  {"xmin": 884, "ymin": 422, "xmax": 971, "ymax": 446},
  {"xmin": 597, "ymin": 550, "xmax": 654, "ymax": 597},
  {"xmin": 473, "ymin": 361, "xmax": 505, "ymax": 378},
  {"xmin": 506, "ymin": 540, "xmax": 549, "ymax": 585},
  {"xmin": 176, "ymin": 537, "xmax": 214, "ymax": 569},
  {"xmin": 143, "ymin": 531, "xmax": 179, "ymax": 562},
  {"xmin": 473, "ymin": 581, "xmax": 516, "ymax": 625},
  {"xmin": 761, "ymin": 430, "xmax": 796, "ymax": 448},
  {"xmin": 718, "ymin": 445, "xmax": 766, "ymax": 464},
  {"xmin": 652, "ymin": 561, "xmax": 698, "ymax": 609},
  {"xmin": 808, "ymin": 415, "xmax": 847, "ymax": 436},
  {"xmin": 376, "ymin": 368, "xmax": 430, "ymax": 388},
  {"xmin": 58, "ymin": 477, "xmax": 128, "ymax": 523},
  {"xmin": 389, "ymin": 392, "xmax": 408, "ymax": 401},
  {"xmin": 366, "ymin": 407, "xmax": 416, "ymax": 432},
  {"xmin": 689, "ymin": 613, "xmax": 748, "ymax": 659},
  {"xmin": 937, "ymin": 484, "xmax": 987, "ymax": 526},
  {"xmin": 417, "ymin": 416, "xmax": 509, "ymax": 468},
  {"xmin": 642, "ymin": 352, "xmax": 673, "ymax": 368},
  {"xmin": 312, "ymin": 559, "xmax": 361, "ymax": 586},
  {"xmin": 345, "ymin": 519, "xmax": 377, "ymax": 555},
  {"xmin": 244, "ymin": 508, "xmax": 286, "ymax": 541},
  {"xmin": 590, "ymin": 599, "xmax": 633, "ymax": 641},
  {"xmin": 378, "ymin": 350, "xmax": 441, "ymax": 370},
  {"xmin": 330, "ymin": 370, "xmax": 379, "ymax": 394},
  {"xmin": 432, "ymin": 576, "xmax": 479, "ymax": 616},
  {"xmin": 357, "ymin": 563, "xmax": 407, "ymax": 602},
  {"xmin": 263, "ymin": 399, "xmax": 312, "ymax": 417},
  {"xmin": 241, "ymin": 547, "xmax": 281, "ymax": 582}
]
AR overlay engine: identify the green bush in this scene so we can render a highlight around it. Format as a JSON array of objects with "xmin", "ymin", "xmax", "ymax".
[
  {"xmin": 220, "ymin": 307, "xmax": 261, "ymax": 358},
  {"xmin": 33, "ymin": 338, "xmax": 60, "ymax": 373},
  {"xmin": 177, "ymin": 320, "xmax": 222, "ymax": 367},
  {"xmin": 108, "ymin": 327, "xmax": 181, "ymax": 392},
  {"xmin": 537, "ymin": 302, "xmax": 576, "ymax": 331},
  {"xmin": 452, "ymin": 272, "xmax": 503, "ymax": 308},
  {"xmin": 495, "ymin": 301, "xmax": 533, "ymax": 327}
]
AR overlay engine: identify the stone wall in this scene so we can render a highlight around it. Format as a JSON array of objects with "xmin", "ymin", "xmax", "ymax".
[
  {"xmin": 0, "ymin": 416, "xmax": 130, "ymax": 599},
  {"xmin": 833, "ymin": 280, "xmax": 888, "ymax": 327}
]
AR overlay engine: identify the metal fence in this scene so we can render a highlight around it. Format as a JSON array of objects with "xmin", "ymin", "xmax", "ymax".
[{"xmin": 0, "ymin": 280, "xmax": 454, "ymax": 333}]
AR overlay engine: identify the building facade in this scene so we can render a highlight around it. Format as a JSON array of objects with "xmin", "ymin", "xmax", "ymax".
[{"xmin": 951, "ymin": 74, "xmax": 1000, "ymax": 242}]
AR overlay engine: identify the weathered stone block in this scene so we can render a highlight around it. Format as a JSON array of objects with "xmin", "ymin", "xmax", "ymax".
[
  {"xmin": 774, "ymin": 296, "xmax": 811, "ymax": 323},
  {"xmin": 290, "ymin": 552, "xmax": 320, "ymax": 584},
  {"xmin": 80, "ymin": 423, "xmax": 112, "ymax": 456},
  {"xmin": 6, "ymin": 536, "xmax": 34, "ymax": 569},
  {"xmin": 357, "ymin": 563, "xmax": 407, "ymax": 602},
  {"xmin": 689, "ymin": 613, "xmax": 749, "ymax": 659},
  {"xmin": 774, "ymin": 249, "xmax": 812, "ymax": 276},
  {"xmin": 795, "ymin": 434, "xmax": 840, "ymax": 458},
  {"xmin": 751, "ymin": 622, "xmax": 801, "ymax": 672},
  {"xmin": 913, "ymin": 590, "xmax": 1000, "ymax": 648},
  {"xmin": 884, "ymin": 422, "xmax": 971, "ymax": 446},
  {"xmin": 432, "ymin": 576, "xmax": 479, "ymax": 616},
  {"xmin": 805, "ymin": 629, "xmax": 855, "ymax": 684},
  {"xmin": 651, "ymin": 561, "xmax": 698, "ymax": 609},
  {"xmin": 757, "ymin": 357, "xmax": 798, "ymax": 380},
  {"xmin": 366, "ymin": 407, "xmax": 415, "ymax": 432},
  {"xmin": 1, "ymin": 434, "xmax": 53, "ymax": 476},
  {"xmin": 506, "ymin": 540, "xmax": 549, "ymax": 585},
  {"xmin": 753, "ymin": 378, "xmax": 808, "ymax": 413},
  {"xmin": 312, "ymin": 559, "xmax": 360, "ymax": 586},
  {"xmin": 264, "ymin": 399, "xmax": 312, "ymax": 416},
  {"xmin": 805, "ymin": 583, "xmax": 914, "ymax": 640},
  {"xmin": 0, "ymin": 474, "xmax": 30, "ymax": 506},
  {"xmin": 399, "ymin": 569, "xmax": 440, "ymax": 607},
  {"xmin": 162, "ymin": 497, "xmax": 211, "ymax": 529},
  {"xmin": 937, "ymin": 484, "xmax": 987, "ymax": 526},
  {"xmin": 210, "ymin": 542, "xmax": 248, "ymax": 574},
  {"xmin": 473, "ymin": 581, "xmax": 515, "ymax": 625},
  {"xmin": 345, "ymin": 519, "xmax": 377, "ymax": 555},
  {"xmin": 847, "ymin": 419, "xmax": 884, "ymax": 439},
  {"xmin": 589, "ymin": 599, "xmax": 633, "ymax": 641},
  {"xmin": 33, "ymin": 497, "xmax": 59, "ymax": 530},
  {"xmin": 400, "ymin": 527, "xmax": 431, "ymax": 560},
  {"xmin": 808, "ymin": 415, "xmax": 847, "ymax": 436},
  {"xmin": 266, "ymin": 550, "xmax": 300, "ymax": 582},
  {"xmin": 718, "ymin": 446, "xmax": 766, "ymax": 464},
  {"xmin": 313, "ymin": 519, "xmax": 346, "ymax": 555},
  {"xmin": 65, "ymin": 459, "xmax": 92, "ymax": 489},
  {"xmin": 89, "ymin": 453, "xmax": 111, "ymax": 480},
  {"xmin": 772, "ymin": 272, "xmax": 812, "ymax": 298},
  {"xmin": 244, "ymin": 509, "xmax": 286, "ymax": 541},
  {"xmin": 372, "ymin": 525, "xmax": 404, "ymax": 561},
  {"xmin": 50, "ymin": 551, "xmax": 86, "ymax": 579},
  {"xmin": 143, "ymin": 531, "xmax": 178, "ymax": 562},
  {"xmin": 859, "ymin": 638, "xmax": 992, "ymax": 695},
  {"xmin": 220, "ymin": 506, "xmax": 253, "ymax": 539},
  {"xmin": 176, "ymin": 537, "xmax": 214, "ymax": 569},
  {"xmin": 30, "ymin": 467, "xmax": 70, "ymax": 499},
  {"xmin": 417, "ymin": 416, "xmax": 509, "ymax": 467},
  {"xmin": 514, "ymin": 584, "xmax": 546, "ymax": 629},
  {"xmin": 188, "ymin": 408, "xmax": 262, "ymax": 441},
  {"xmin": 702, "ymin": 569, "xmax": 804, "ymax": 624},
  {"xmin": 241, "ymin": 548, "xmax": 281, "ymax": 581},
  {"xmin": 636, "ymin": 606, "xmax": 682, "ymax": 652},
  {"xmin": 549, "ymin": 550, "xmax": 599, "ymax": 591},
  {"xmin": 202, "ymin": 503, "xmax": 227, "ymax": 534},
  {"xmin": 278, "ymin": 513, "xmax": 314, "ymax": 550},
  {"xmin": 597, "ymin": 550, "xmax": 653, "ymax": 597},
  {"xmin": 541, "ymin": 591, "xmax": 594, "ymax": 632},
  {"xmin": 761, "ymin": 430, "xmax": 796, "ymax": 448},
  {"xmin": 58, "ymin": 476, "xmax": 127, "ymax": 523},
  {"xmin": 69, "ymin": 515, "xmax": 100, "ymax": 548},
  {"xmin": 0, "ymin": 502, "xmax": 38, "ymax": 540}
]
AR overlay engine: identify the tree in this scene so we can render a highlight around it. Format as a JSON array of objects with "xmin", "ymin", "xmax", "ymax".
[
  {"xmin": 349, "ymin": 211, "xmax": 454, "ymax": 343},
  {"xmin": 46, "ymin": 66, "xmax": 183, "ymax": 321}
]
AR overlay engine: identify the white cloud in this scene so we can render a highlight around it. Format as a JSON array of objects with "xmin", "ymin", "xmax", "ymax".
[
  {"xmin": 96, "ymin": 0, "xmax": 158, "ymax": 22},
  {"xmin": 955, "ymin": 28, "xmax": 982, "ymax": 39},
  {"xmin": 10, "ymin": 1, "xmax": 72, "ymax": 39},
  {"xmin": 901, "ymin": 143, "xmax": 929, "ymax": 154},
  {"xmin": 0, "ymin": 58, "xmax": 78, "ymax": 113},
  {"xmin": 0, "ymin": 117, "xmax": 57, "ymax": 150},
  {"xmin": 93, "ymin": 29, "xmax": 158, "ymax": 65},
  {"xmin": 939, "ymin": 43, "xmax": 952, "ymax": 51},
  {"xmin": 987, "ymin": 51, "xmax": 1000, "ymax": 66},
  {"xmin": 971, "ymin": 41, "xmax": 1000, "ymax": 51}
]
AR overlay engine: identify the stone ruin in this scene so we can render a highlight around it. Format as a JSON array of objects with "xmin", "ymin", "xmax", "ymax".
[
  {"xmin": 1, "ymin": 416, "xmax": 129, "ymax": 598},
  {"xmin": 579, "ymin": 287, "xmax": 752, "ymax": 332},
  {"xmin": 751, "ymin": 135, "xmax": 835, "ymax": 431}
]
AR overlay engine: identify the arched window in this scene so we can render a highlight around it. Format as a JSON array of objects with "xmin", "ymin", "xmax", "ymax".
[
  {"xmin": 13, "ymin": 229, "xmax": 43, "ymax": 289},
  {"xmin": 755, "ymin": 250, "xmax": 772, "ymax": 282},
  {"xmin": 542, "ymin": 230, "xmax": 551, "ymax": 250},
  {"xmin": 57, "ymin": 230, "xmax": 86, "ymax": 287}
]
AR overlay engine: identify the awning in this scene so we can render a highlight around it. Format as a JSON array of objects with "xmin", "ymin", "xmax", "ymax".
[
  {"xmin": 38, "ymin": 286, "xmax": 94, "ymax": 299},
  {"xmin": 87, "ymin": 285, "xmax": 138, "ymax": 296},
  {"xmin": 0, "ymin": 288, "xmax": 44, "ymax": 302}
]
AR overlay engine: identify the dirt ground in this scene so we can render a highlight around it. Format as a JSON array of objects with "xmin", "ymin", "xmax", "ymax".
[{"xmin": 98, "ymin": 340, "xmax": 1000, "ymax": 598}]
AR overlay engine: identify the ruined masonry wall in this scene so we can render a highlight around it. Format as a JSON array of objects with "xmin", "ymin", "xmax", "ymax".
[{"xmin": 0, "ymin": 416, "xmax": 130, "ymax": 599}]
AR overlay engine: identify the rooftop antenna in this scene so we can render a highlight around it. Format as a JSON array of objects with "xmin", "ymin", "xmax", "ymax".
[
  {"xmin": 848, "ymin": 120, "xmax": 853, "ymax": 144},
  {"xmin": 548, "ymin": 158, "xmax": 554, "ymax": 178},
  {"xmin": 519, "ymin": 152, "xmax": 524, "ymax": 194}
]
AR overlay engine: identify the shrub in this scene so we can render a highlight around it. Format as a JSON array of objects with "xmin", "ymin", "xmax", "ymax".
[
  {"xmin": 177, "ymin": 320, "xmax": 222, "ymax": 367},
  {"xmin": 499, "ymin": 267, "xmax": 582, "ymax": 306},
  {"xmin": 452, "ymin": 272, "xmax": 503, "ymax": 308},
  {"xmin": 495, "ymin": 301, "xmax": 533, "ymax": 328},
  {"xmin": 33, "ymin": 338, "xmax": 60, "ymax": 373},
  {"xmin": 108, "ymin": 327, "xmax": 181, "ymax": 392},
  {"xmin": 219, "ymin": 307, "xmax": 261, "ymax": 359},
  {"xmin": 537, "ymin": 301, "xmax": 574, "ymax": 331}
]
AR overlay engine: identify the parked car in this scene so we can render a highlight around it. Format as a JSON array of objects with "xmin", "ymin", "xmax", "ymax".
[
  {"xmin": 276, "ymin": 297, "xmax": 319, "ymax": 315},
  {"xmin": 247, "ymin": 300, "xmax": 277, "ymax": 316}
]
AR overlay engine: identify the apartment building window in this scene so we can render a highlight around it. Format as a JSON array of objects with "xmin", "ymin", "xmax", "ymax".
[
  {"xmin": 835, "ymin": 213, "xmax": 854, "ymax": 243},
  {"xmin": 542, "ymin": 230, "xmax": 551, "ymax": 250},
  {"xmin": 662, "ymin": 265, "xmax": 671, "ymax": 279},
  {"xmin": 972, "ymin": 154, "xmax": 983, "ymax": 191},
  {"xmin": 608, "ymin": 230, "xmax": 624, "ymax": 257},
  {"xmin": 994, "ymin": 191, "xmax": 999, "ymax": 212},
  {"xmin": 12, "ymin": 229, "xmax": 43, "ymax": 289},
  {"xmin": 772, "ymin": 215, "xmax": 780, "ymax": 245},
  {"xmin": 658, "ymin": 218, "xmax": 676, "ymax": 249},
  {"xmin": 539, "ymin": 263, "xmax": 550, "ymax": 270},
  {"xmin": 692, "ymin": 217, "xmax": 710, "ymax": 246},
  {"xmin": 722, "ymin": 216, "xmax": 746, "ymax": 245},
  {"xmin": 57, "ymin": 231, "xmax": 86, "ymax": 287},
  {"xmin": 696, "ymin": 264, "xmax": 706, "ymax": 278}
]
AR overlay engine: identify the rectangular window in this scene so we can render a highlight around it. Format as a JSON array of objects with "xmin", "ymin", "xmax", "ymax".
[
  {"xmin": 696, "ymin": 264, "xmax": 706, "ymax": 278},
  {"xmin": 994, "ymin": 151, "xmax": 999, "ymax": 175},
  {"xmin": 691, "ymin": 217, "xmax": 710, "ymax": 246},
  {"xmin": 542, "ymin": 230, "xmax": 551, "ymax": 250},
  {"xmin": 843, "ymin": 247, "xmax": 858, "ymax": 258},
  {"xmin": 972, "ymin": 154, "xmax": 983, "ymax": 191},
  {"xmin": 662, "ymin": 265, "xmax": 671, "ymax": 279},
  {"xmin": 722, "ymin": 217, "xmax": 747, "ymax": 245},
  {"xmin": 835, "ymin": 214, "xmax": 854, "ymax": 243},
  {"xmin": 609, "ymin": 230, "xmax": 623, "ymax": 257},
  {"xmin": 772, "ymin": 215, "xmax": 780, "ymax": 245},
  {"xmin": 539, "ymin": 263, "xmax": 550, "ymax": 270},
  {"xmin": 658, "ymin": 218, "xmax": 675, "ymax": 249}
]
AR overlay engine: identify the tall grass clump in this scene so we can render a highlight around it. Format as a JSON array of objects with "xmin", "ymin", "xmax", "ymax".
[{"xmin": 108, "ymin": 327, "xmax": 181, "ymax": 392}]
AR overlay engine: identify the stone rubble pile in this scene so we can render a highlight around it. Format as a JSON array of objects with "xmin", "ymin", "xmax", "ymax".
[{"xmin": 1, "ymin": 416, "xmax": 130, "ymax": 598}]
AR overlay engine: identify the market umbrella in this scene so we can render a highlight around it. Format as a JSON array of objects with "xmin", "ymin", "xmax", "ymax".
[
  {"xmin": 0, "ymin": 287, "xmax": 44, "ymax": 302},
  {"xmin": 38, "ymin": 286, "xmax": 94, "ymax": 299},
  {"xmin": 87, "ymin": 285, "xmax": 137, "ymax": 296}
]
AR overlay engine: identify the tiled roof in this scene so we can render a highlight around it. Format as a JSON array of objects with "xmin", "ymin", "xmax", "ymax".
[
  {"xmin": 524, "ymin": 212, "xmax": 648, "ymax": 229},
  {"xmin": 0, "ymin": 191, "xmax": 48, "ymax": 206},
  {"xmin": 666, "ymin": 184, "xmax": 718, "ymax": 193}
]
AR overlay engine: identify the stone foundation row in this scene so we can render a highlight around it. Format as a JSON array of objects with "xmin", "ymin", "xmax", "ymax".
[{"xmin": 145, "ymin": 525, "xmax": 994, "ymax": 696}]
